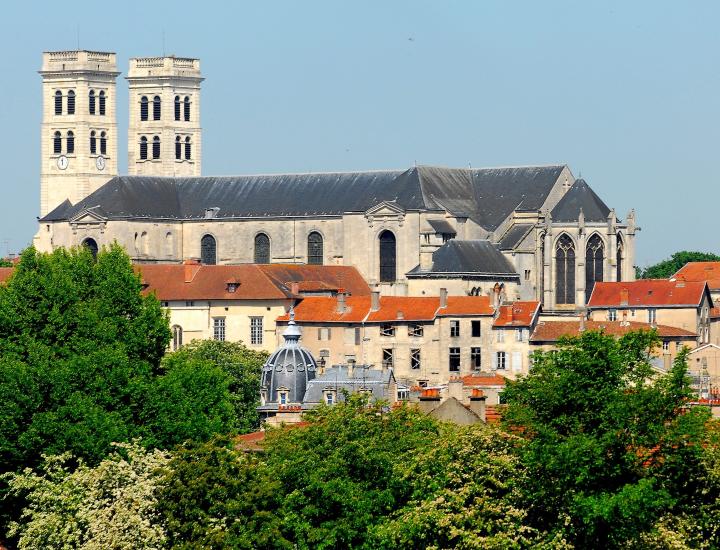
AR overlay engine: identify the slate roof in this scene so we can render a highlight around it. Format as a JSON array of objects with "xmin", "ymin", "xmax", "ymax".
[
  {"xmin": 587, "ymin": 280, "xmax": 710, "ymax": 308},
  {"xmin": 427, "ymin": 218, "xmax": 457, "ymax": 235},
  {"xmin": 302, "ymin": 366, "xmax": 396, "ymax": 406},
  {"xmin": 550, "ymin": 178, "xmax": 611, "ymax": 222},
  {"xmin": 407, "ymin": 240, "xmax": 519, "ymax": 278},
  {"xmin": 41, "ymin": 164, "xmax": 567, "ymax": 231},
  {"xmin": 498, "ymin": 224, "xmax": 534, "ymax": 250},
  {"xmin": 530, "ymin": 320, "xmax": 697, "ymax": 342}
]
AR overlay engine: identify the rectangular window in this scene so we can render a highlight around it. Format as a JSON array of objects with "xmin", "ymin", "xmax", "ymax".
[
  {"xmin": 648, "ymin": 308, "xmax": 656, "ymax": 324},
  {"xmin": 449, "ymin": 347, "xmax": 460, "ymax": 372},
  {"xmin": 325, "ymin": 392, "xmax": 335, "ymax": 405},
  {"xmin": 495, "ymin": 351, "xmax": 507, "ymax": 370},
  {"xmin": 515, "ymin": 329, "xmax": 523, "ymax": 342},
  {"xmin": 471, "ymin": 320, "xmax": 481, "ymax": 337},
  {"xmin": 524, "ymin": 269, "xmax": 531, "ymax": 281},
  {"xmin": 408, "ymin": 323, "xmax": 424, "ymax": 337},
  {"xmin": 318, "ymin": 327, "xmax": 331, "ymax": 341},
  {"xmin": 213, "ymin": 317, "xmax": 225, "ymax": 341},
  {"xmin": 662, "ymin": 341, "xmax": 670, "ymax": 351},
  {"xmin": 185, "ymin": 301, "xmax": 194, "ymax": 307},
  {"xmin": 496, "ymin": 330, "xmax": 505, "ymax": 343},
  {"xmin": 450, "ymin": 320, "xmax": 460, "ymax": 337},
  {"xmin": 608, "ymin": 309, "xmax": 617, "ymax": 321},
  {"xmin": 382, "ymin": 348, "xmax": 394, "ymax": 368},
  {"xmin": 279, "ymin": 391, "xmax": 288, "ymax": 405},
  {"xmin": 410, "ymin": 348, "xmax": 421, "ymax": 370},
  {"xmin": 250, "ymin": 316, "xmax": 263, "ymax": 345},
  {"xmin": 471, "ymin": 347, "xmax": 482, "ymax": 370},
  {"xmin": 380, "ymin": 323, "xmax": 395, "ymax": 337}
]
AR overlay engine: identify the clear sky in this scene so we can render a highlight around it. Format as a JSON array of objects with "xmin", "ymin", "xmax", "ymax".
[{"xmin": 1, "ymin": 0, "xmax": 718, "ymax": 266}]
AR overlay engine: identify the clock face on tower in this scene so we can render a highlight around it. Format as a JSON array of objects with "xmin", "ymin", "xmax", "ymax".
[
  {"xmin": 57, "ymin": 155, "xmax": 68, "ymax": 170},
  {"xmin": 95, "ymin": 155, "xmax": 106, "ymax": 171}
]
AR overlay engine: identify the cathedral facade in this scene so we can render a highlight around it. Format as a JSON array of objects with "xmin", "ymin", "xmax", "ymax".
[{"xmin": 35, "ymin": 50, "xmax": 637, "ymax": 310}]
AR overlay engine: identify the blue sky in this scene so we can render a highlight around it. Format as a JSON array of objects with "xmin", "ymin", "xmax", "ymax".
[{"xmin": 1, "ymin": 0, "xmax": 718, "ymax": 265}]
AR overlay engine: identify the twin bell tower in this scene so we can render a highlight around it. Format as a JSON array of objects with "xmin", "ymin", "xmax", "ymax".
[{"xmin": 39, "ymin": 50, "xmax": 203, "ymax": 217}]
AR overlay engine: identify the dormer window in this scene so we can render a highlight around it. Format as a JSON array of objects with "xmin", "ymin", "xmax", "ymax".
[
  {"xmin": 324, "ymin": 390, "xmax": 337, "ymax": 405},
  {"xmin": 226, "ymin": 282, "xmax": 240, "ymax": 293},
  {"xmin": 278, "ymin": 389, "xmax": 289, "ymax": 405},
  {"xmin": 204, "ymin": 207, "xmax": 220, "ymax": 219}
]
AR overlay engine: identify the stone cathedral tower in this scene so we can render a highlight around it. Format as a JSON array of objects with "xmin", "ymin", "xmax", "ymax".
[
  {"xmin": 126, "ymin": 56, "xmax": 203, "ymax": 177},
  {"xmin": 39, "ymin": 51, "xmax": 119, "ymax": 217}
]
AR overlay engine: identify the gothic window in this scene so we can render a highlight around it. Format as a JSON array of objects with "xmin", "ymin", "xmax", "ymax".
[
  {"xmin": 89, "ymin": 90, "xmax": 96, "ymax": 114},
  {"xmin": 139, "ymin": 136, "xmax": 148, "ymax": 160},
  {"xmin": 99, "ymin": 91, "xmax": 106, "ymax": 115},
  {"xmin": 174, "ymin": 96, "xmax": 181, "ymax": 121},
  {"xmin": 171, "ymin": 325, "xmax": 183, "ymax": 350},
  {"xmin": 307, "ymin": 231, "xmax": 323, "ymax": 265},
  {"xmin": 184, "ymin": 96, "xmax": 190, "ymax": 121},
  {"xmin": 254, "ymin": 233, "xmax": 270, "ymax": 264},
  {"xmin": 184, "ymin": 136, "xmax": 191, "ymax": 160},
  {"xmin": 67, "ymin": 90, "xmax": 75, "ymax": 114},
  {"xmin": 379, "ymin": 230, "xmax": 396, "ymax": 282},
  {"xmin": 66, "ymin": 131, "xmax": 74, "ymax": 154},
  {"xmin": 140, "ymin": 96, "xmax": 148, "ymax": 121},
  {"xmin": 555, "ymin": 234, "xmax": 576, "ymax": 305},
  {"xmin": 152, "ymin": 136, "xmax": 160, "ymax": 159},
  {"xmin": 82, "ymin": 238, "xmax": 98, "ymax": 259},
  {"xmin": 175, "ymin": 136, "xmax": 181, "ymax": 160},
  {"xmin": 200, "ymin": 234, "xmax": 217, "ymax": 265},
  {"xmin": 54, "ymin": 91, "xmax": 62, "ymax": 115},
  {"xmin": 153, "ymin": 96, "xmax": 161, "ymax": 120},
  {"xmin": 616, "ymin": 235, "xmax": 624, "ymax": 282},
  {"xmin": 585, "ymin": 234, "xmax": 604, "ymax": 302},
  {"xmin": 90, "ymin": 131, "xmax": 96, "ymax": 154},
  {"xmin": 100, "ymin": 132, "xmax": 107, "ymax": 155},
  {"xmin": 53, "ymin": 131, "xmax": 62, "ymax": 154}
]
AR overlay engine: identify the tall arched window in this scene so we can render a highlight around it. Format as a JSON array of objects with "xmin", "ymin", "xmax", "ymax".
[
  {"xmin": 307, "ymin": 232, "xmax": 323, "ymax": 265},
  {"xmin": 172, "ymin": 325, "xmax": 183, "ymax": 351},
  {"xmin": 254, "ymin": 233, "xmax": 270, "ymax": 264},
  {"xmin": 100, "ymin": 131, "xmax": 107, "ymax": 155},
  {"xmin": 174, "ymin": 96, "xmax": 181, "ymax": 121},
  {"xmin": 82, "ymin": 238, "xmax": 98, "ymax": 259},
  {"xmin": 54, "ymin": 90, "xmax": 62, "ymax": 115},
  {"xmin": 152, "ymin": 136, "xmax": 160, "ymax": 159},
  {"xmin": 66, "ymin": 131, "xmax": 74, "ymax": 154},
  {"xmin": 90, "ymin": 131, "xmax": 97, "ymax": 154},
  {"xmin": 200, "ymin": 234, "xmax": 217, "ymax": 265},
  {"xmin": 184, "ymin": 136, "xmax": 191, "ymax": 160},
  {"xmin": 555, "ymin": 234, "xmax": 575, "ymax": 305},
  {"xmin": 616, "ymin": 235, "xmax": 624, "ymax": 282},
  {"xmin": 99, "ymin": 91, "xmax": 106, "ymax": 115},
  {"xmin": 184, "ymin": 96, "xmax": 190, "ymax": 121},
  {"xmin": 153, "ymin": 96, "xmax": 161, "ymax": 120},
  {"xmin": 89, "ymin": 90, "xmax": 96, "ymax": 114},
  {"xmin": 379, "ymin": 230, "xmax": 397, "ymax": 282},
  {"xmin": 140, "ymin": 96, "xmax": 148, "ymax": 121},
  {"xmin": 139, "ymin": 136, "xmax": 148, "ymax": 160},
  {"xmin": 53, "ymin": 131, "xmax": 62, "ymax": 154},
  {"xmin": 67, "ymin": 90, "xmax": 75, "ymax": 114},
  {"xmin": 585, "ymin": 234, "xmax": 604, "ymax": 303},
  {"xmin": 175, "ymin": 136, "xmax": 181, "ymax": 160}
]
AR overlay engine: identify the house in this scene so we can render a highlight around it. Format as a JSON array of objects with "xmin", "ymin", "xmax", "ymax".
[{"xmin": 491, "ymin": 301, "xmax": 541, "ymax": 377}]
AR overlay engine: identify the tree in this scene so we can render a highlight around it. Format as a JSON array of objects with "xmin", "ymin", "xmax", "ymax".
[
  {"xmin": 161, "ymin": 339, "xmax": 268, "ymax": 434},
  {"xmin": 637, "ymin": 250, "xmax": 720, "ymax": 279},
  {"xmin": 4, "ymin": 442, "xmax": 170, "ymax": 550},
  {"xmin": 502, "ymin": 330, "xmax": 716, "ymax": 547}
]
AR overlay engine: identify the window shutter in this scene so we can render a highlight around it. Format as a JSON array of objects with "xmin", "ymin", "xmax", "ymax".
[
  {"xmin": 492, "ymin": 352, "xmax": 498, "ymax": 370},
  {"xmin": 512, "ymin": 352, "xmax": 522, "ymax": 373}
]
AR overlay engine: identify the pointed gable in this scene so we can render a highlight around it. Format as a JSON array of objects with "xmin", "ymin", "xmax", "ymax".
[{"xmin": 551, "ymin": 178, "xmax": 611, "ymax": 222}]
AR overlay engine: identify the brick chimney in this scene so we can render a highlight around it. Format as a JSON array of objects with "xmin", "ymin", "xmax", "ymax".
[
  {"xmin": 448, "ymin": 377, "xmax": 464, "ymax": 401},
  {"xmin": 469, "ymin": 388, "xmax": 487, "ymax": 421},
  {"xmin": 183, "ymin": 258, "xmax": 201, "ymax": 283},
  {"xmin": 371, "ymin": 290, "xmax": 381, "ymax": 312},
  {"xmin": 418, "ymin": 388, "xmax": 441, "ymax": 414}
]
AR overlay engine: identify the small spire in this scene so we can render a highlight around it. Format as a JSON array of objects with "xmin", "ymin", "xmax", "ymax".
[{"xmin": 283, "ymin": 306, "xmax": 301, "ymax": 344}]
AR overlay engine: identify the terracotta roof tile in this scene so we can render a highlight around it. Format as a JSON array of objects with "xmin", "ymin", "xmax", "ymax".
[
  {"xmin": 673, "ymin": 262, "xmax": 720, "ymax": 290},
  {"xmin": 366, "ymin": 296, "xmax": 439, "ymax": 322},
  {"xmin": 493, "ymin": 301, "xmax": 540, "ymax": 327},
  {"xmin": 256, "ymin": 264, "xmax": 370, "ymax": 296},
  {"xmin": 0, "ymin": 267, "xmax": 13, "ymax": 283},
  {"xmin": 462, "ymin": 373, "xmax": 507, "ymax": 387},
  {"xmin": 278, "ymin": 296, "xmax": 371, "ymax": 323},
  {"xmin": 530, "ymin": 320, "xmax": 697, "ymax": 342},
  {"xmin": 438, "ymin": 296, "xmax": 494, "ymax": 316},
  {"xmin": 587, "ymin": 280, "xmax": 708, "ymax": 308}
]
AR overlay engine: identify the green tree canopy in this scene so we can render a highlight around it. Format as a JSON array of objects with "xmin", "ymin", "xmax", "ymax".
[
  {"xmin": 637, "ymin": 250, "xmax": 720, "ymax": 279},
  {"xmin": 503, "ymin": 330, "xmax": 718, "ymax": 547}
]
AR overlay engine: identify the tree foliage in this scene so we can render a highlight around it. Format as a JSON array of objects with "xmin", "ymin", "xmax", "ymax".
[
  {"xmin": 503, "ymin": 330, "xmax": 718, "ymax": 548},
  {"xmin": 637, "ymin": 250, "xmax": 720, "ymax": 279}
]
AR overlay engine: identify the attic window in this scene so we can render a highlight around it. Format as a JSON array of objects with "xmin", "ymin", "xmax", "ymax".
[
  {"xmin": 226, "ymin": 282, "xmax": 240, "ymax": 293},
  {"xmin": 204, "ymin": 207, "xmax": 220, "ymax": 219}
]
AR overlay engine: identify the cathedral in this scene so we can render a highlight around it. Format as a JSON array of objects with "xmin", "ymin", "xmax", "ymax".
[{"xmin": 34, "ymin": 50, "xmax": 637, "ymax": 310}]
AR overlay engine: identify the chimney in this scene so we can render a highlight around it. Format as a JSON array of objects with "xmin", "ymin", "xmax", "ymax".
[
  {"xmin": 371, "ymin": 290, "xmax": 380, "ymax": 312},
  {"xmin": 396, "ymin": 310, "xmax": 404, "ymax": 320},
  {"xmin": 290, "ymin": 282, "xmax": 300, "ymax": 295},
  {"xmin": 183, "ymin": 258, "xmax": 201, "ymax": 283},
  {"xmin": 448, "ymin": 377, "xmax": 463, "ymax": 401},
  {"xmin": 420, "ymin": 245, "xmax": 435, "ymax": 271},
  {"xmin": 579, "ymin": 312, "xmax": 586, "ymax": 332},
  {"xmin": 620, "ymin": 288, "xmax": 629, "ymax": 306},
  {"xmin": 336, "ymin": 291, "xmax": 347, "ymax": 314},
  {"xmin": 418, "ymin": 388, "xmax": 441, "ymax": 414},
  {"xmin": 493, "ymin": 283, "xmax": 502, "ymax": 309},
  {"xmin": 439, "ymin": 287, "xmax": 448, "ymax": 309},
  {"xmin": 621, "ymin": 310, "xmax": 629, "ymax": 326},
  {"xmin": 507, "ymin": 306, "xmax": 514, "ymax": 323},
  {"xmin": 469, "ymin": 388, "xmax": 487, "ymax": 421}
]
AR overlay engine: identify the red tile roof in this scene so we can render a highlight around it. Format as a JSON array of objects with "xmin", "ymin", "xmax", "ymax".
[
  {"xmin": 711, "ymin": 307, "xmax": 720, "ymax": 319},
  {"xmin": 587, "ymin": 280, "xmax": 709, "ymax": 308},
  {"xmin": 673, "ymin": 262, "xmax": 720, "ymax": 290},
  {"xmin": 462, "ymin": 373, "xmax": 507, "ymax": 387},
  {"xmin": 235, "ymin": 422, "xmax": 311, "ymax": 452},
  {"xmin": 493, "ymin": 301, "xmax": 541, "ymax": 327},
  {"xmin": 0, "ymin": 267, "xmax": 13, "ymax": 283},
  {"xmin": 256, "ymin": 264, "xmax": 370, "ymax": 296},
  {"xmin": 530, "ymin": 320, "xmax": 697, "ymax": 342},
  {"xmin": 279, "ymin": 295, "xmax": 496, "ymax": 323}
]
